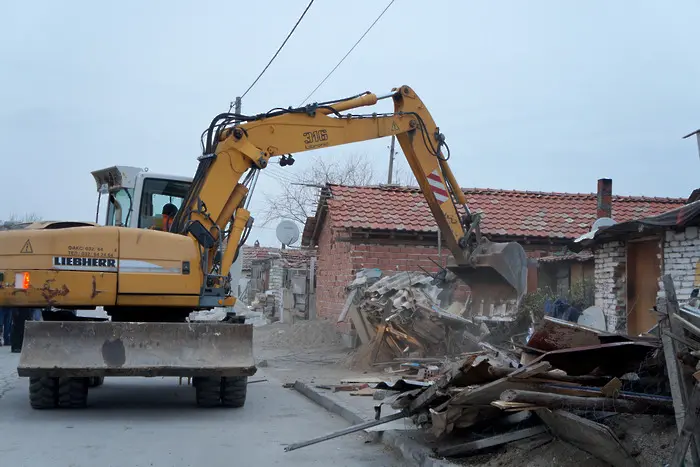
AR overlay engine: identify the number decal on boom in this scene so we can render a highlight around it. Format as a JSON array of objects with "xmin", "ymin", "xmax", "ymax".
[{"xmin": 303, "ymin": 129, "xmax": 329, "ymax": 149}]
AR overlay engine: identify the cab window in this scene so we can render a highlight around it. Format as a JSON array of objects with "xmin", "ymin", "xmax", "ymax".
[
  {"xmin": 138, "ymin": 178, "xmax": 190, "ymax": 229},
  {"xmin": 105, "ymin": 188, "xmax": 134, "ymax": 226}
]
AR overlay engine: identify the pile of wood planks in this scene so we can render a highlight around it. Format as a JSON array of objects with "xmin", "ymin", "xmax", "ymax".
[
  {"xmin": 378, "ymin": 312, "xmax": 673, "ymax": 465},
  {"xmin": 339, "ymin": 269, "xmax": 474, "ymax": 364}
]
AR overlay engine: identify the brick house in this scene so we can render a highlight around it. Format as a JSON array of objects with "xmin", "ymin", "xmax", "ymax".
[
  {"xmin": 571, "ymin": 198, "xmax": 700, "ymax": 335},
  {"xmin": 302, "ymin": 179, "xmax": 684, "ymax": 328},
  {"xmin": 238, "ymin": 244, "xmax": 315, "ymax": 316}
]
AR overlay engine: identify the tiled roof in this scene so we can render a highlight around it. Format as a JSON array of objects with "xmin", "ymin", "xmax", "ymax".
[
  {"xmin": 240, "ymin": 245, "xmax": 314, "ymax": 270},
  {"xmin": 240, "ymin": 246, "xmax": 278, "ymax": 270},
  {"xmin": 305, "ymin": 185, "xmax": 686, "ymax": 243}
]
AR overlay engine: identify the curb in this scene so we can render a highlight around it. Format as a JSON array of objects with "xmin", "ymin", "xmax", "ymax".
[{"xmin": 292, "ymin": 381, "xmax": 459, "ymax": 467}]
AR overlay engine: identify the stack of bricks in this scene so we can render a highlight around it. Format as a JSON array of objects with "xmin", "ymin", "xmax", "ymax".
[
  {"xmin": 658, "ymin": 227, "xmax": 700, "ymax": 301},
  {"xmin": 594, "ymin": 241, "xmax": 627, "ymax": 332}
]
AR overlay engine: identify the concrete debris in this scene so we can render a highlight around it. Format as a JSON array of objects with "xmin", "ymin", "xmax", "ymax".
[
  {"xmin": 249, "ymin": 292, "xmax": 277, "ymax": 319},
  {"xmin": 342, "ymin": 269, "xmax": 475, "ymax": 365}
]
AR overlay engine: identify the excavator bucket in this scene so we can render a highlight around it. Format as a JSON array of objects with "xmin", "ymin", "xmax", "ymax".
[
  {"xmin": 448, "ymin": 240, "xmax": 528, "ymax": 309},
  {"xmin": 17, "ymin": 321, "xmax": 256, "ymax": 378}
]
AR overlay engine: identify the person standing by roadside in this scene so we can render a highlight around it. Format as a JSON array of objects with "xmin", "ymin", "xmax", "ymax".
[{"xmin": 0, "ymin": 306, "xmax": 12, "ymax": 346}]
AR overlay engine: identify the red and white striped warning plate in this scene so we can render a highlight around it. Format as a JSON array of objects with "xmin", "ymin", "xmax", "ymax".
[{"xmin": 427, "ymin": 169, "xmax": 449, "ymax": 203}]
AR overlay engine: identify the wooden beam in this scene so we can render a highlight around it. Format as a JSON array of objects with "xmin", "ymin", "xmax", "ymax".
[
  {"xmin": 507, "ymin": 362, "xmax": 552, "ymax": 379},
  {"xmin": 661, "ymin": 274, "xmax": 700, "ymax": 465},
  {"xmin": 370, "ymin": 324, "xmax": 388, "ymax": 364},
  {"xmin": 670, "ymin": 383, "xmax": 700, "ymax": 467},
  {"xmin": 500, "ymin": 389, "xmax": 673, "ymax": 415},
  {"xmin": 435, "ymin": 426, "xmax": 548, "ymax": 458}
]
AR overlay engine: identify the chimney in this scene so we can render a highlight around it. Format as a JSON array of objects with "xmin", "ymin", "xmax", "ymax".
[{"xmin": 596, "ymin": 178, "xmax": 612, "ymax": 219}]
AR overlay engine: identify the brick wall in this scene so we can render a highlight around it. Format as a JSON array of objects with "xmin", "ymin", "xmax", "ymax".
[
  {"xmin": 658, "ymin": 227, "xmax": 700, "ymax": 301},
  {"xmin": 314, "ymin": 219, "xmax": 557, "ymax": 325},
  {"xmin": 594, "ymin": 241, "xmax": 627, "ymax": 332},
  {"xmin": 314, "ymin": 220, "xmax": 354, "ymax": 323}
]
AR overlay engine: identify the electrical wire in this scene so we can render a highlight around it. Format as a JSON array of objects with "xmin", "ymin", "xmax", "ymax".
[
  {"xmin": 235, "ymin": 0, "xmax": 315, "ymax": 105},
  {"xmin": 298, "ymin": 0, "xmax": 395, "ymax": 106}
]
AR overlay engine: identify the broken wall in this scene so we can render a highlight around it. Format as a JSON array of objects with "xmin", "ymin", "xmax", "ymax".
[
  {"xmin": 658, "ymin": 226, "xmax": 700, "ymax": 301},
  {"xmin": 594, "ymin": 241, "xmax": 627, "ymax": 332}
]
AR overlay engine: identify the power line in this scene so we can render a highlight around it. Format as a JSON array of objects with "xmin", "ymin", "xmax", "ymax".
[
  {"xmin": 236, "ymin": 0, "xmax": 315, "ymax": 104},
  {"xmin": 298, "ymin": 0, "xmax": 395, "ymax": 106}
]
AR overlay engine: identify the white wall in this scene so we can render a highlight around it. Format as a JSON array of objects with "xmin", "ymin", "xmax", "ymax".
[
  {"xmin": 594, "ymin": 241, "xmax": 627, "ymax": 332},
  {"xmin": 658, "ymin": 226, "xmax": 700, "ymax": 301}
]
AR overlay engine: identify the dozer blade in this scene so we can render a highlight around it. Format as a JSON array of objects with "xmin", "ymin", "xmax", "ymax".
[
  {"xmin": 448, "ymin": 240, "xmax": 528, "ymax": 306},
  {"xmin": 17, "ymin": 321, "xmax": 256, "ymax": 378}
]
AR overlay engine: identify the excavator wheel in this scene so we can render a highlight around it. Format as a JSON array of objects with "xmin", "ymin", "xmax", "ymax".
[
  {"xmin": 88, "ymin": 376, "xmax": 105, "ymax": 388},
  {"xmin": 222, "ymin": 376, "xmax": 247, "ymax": 408},
  {"xmin": 194, "ymin": 376, "xmax": 248, "ymax": 408},
  {"xmin": 29, "ymin": 377, "xmax": 58, "ymax": 409},
  {"xmin": 194, "ymin": 377, "xmax": 221, "ymax": 407},
  {"xmin": 57, "ymin": 377, "xmax": 89, "ymax": 408}
]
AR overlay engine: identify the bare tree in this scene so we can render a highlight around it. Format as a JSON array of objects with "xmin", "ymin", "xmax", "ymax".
[
  {"xmin": 391, "ymin": 157, "xmax": 418, "ymax": 186},
  {"xmin": 259, "ymin": 153, "xmax": 376, "ymax": 227}
]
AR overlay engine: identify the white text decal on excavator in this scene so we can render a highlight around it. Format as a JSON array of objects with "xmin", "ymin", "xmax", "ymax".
[{"xmin": 52, "ymin": 256, "xmax": 118, "ymax": 272}]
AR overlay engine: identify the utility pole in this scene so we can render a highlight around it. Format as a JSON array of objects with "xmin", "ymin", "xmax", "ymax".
[
  {"xmin": 234, "ymin": 96, "xmax": 242, "ymax": 118},
  {"xmin": 683, "ymin": 129, "xmax": 700, "ymax": 161},
  {"xmin": 387, "ymin": 135, "xmax": 396, "ymax": 184}
]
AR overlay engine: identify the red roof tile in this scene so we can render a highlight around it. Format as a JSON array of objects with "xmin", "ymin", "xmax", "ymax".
[
  {"xmin": 240, "ymin": 245, "xmax": 314, "ymax": 270},
  {"xmin": 315, "ymin": 185, "xmax": 686, "ymax": 240}
]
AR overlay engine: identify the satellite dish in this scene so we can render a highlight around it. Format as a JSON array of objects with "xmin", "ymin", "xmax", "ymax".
[
  {"xmin": 276, "ymin": 220, "xmax": 300, "ymax": 246},
  {"xmin": 573, "ymin": 216, "xmax": 617, "ymax": 243},
  {"xmin": 591, "ymin": 217, "xmax": 616, "ymax": 230}
]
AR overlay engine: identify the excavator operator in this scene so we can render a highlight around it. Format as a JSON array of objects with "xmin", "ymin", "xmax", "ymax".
[{"xmin": 161, "ymin": 203, "xmax": 178, "ymax": 232}]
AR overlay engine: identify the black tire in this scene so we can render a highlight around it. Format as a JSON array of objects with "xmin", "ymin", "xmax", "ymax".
[
  {"xmin": 221, "ymin": 376, "xmax": 247, "ymax": 408},
  {"xmin": 57, "ymin": 377, "xmax": 88, "ymax": 408},
  {"xmin": 88, "ymin": 377, "xmax": 104, "ymax": 388},
  {"xmin": 29, "ymin": 377, "xmax": 57, "ymax": 409},
  {"xmin": 195, "ymin": 377, "xmax": 221, "ymax": 408}
]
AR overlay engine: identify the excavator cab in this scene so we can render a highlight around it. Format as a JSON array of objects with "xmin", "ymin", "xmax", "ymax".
[{"xmin": 91, "ymin": 165, "xmax": 192, "ymax": 230}]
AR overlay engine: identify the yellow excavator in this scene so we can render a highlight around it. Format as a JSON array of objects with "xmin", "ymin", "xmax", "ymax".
[{"xmin": 0, "ymin": 85, "xmax": 527, "ymax": 409}]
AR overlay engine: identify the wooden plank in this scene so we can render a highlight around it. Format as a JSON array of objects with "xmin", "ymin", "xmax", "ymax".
[
  {"xmin": 370, "ymin": 324, "xmax": 388, "ymax": 364},
  {"xmin": 338, "ymin": 288, "xmax": 358, "ymax": 323},
  {"xmin": 348, "ymin": 305, "xmax": 373, "ymax": 344},
  {"xmin": 661, "ymin": 274, "xmax": 700, "ymax": 465},
  {"xmin": 500, "ymin": 389, "xmax": 673, "ymax": 415},
  {"xmin": 448, "ymin": 377, "xmax": 533, "ymax": 407},
  {"xmin": 536, "ymin": 409, "xmax": 639, "ymax": 467},
  {"xmin": 507, "ymin": 362, "xmax": 552, "ymax": 379},
  {"xmin": 670, "ymin": 383, "xmax": 700, "ymax": 467},
  {"xmin": 406, "ymin": 356, "xmax": 477, "ymax": 413},
  {"xmin": 435, "ymin": 426, "xmax": 548, "ymax": 457},
  {"xmin": 666, "ymin": 330, "xmax": 700, "ymax": 351},
  {"xmin": 672, "ymin": 313, "xmax": 700, "ymax": 340}
]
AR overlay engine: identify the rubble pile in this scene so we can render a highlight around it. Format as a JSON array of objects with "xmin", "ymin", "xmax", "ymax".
[
  {"xmin": 345, "ymin": 315, "xmax": 673, "ymax": 463},
  {"xmin": 341, "ymin": 269, "xmax": 475, "ymax": 365},
  {"xmin": 249, "ymin": 291, "xmax": 277, "ymax": 319}
]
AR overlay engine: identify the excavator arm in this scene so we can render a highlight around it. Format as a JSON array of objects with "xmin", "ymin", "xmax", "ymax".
[{"xmin": 174, "ymin": 85, "xmax": 527, "ymax": 303}]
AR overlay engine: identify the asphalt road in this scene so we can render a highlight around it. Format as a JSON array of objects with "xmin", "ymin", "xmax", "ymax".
[{"xmin": 0, "ymin": 348, "xmax": 401, "ymax": 467}]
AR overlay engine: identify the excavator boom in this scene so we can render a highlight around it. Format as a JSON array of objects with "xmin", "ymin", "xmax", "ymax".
[{"xmin": 174, "ymin": 85, "xmax": 527, "ymax": 303}]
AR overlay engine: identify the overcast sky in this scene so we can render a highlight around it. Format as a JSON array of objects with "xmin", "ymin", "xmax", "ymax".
[{"xmin": 1, "ymin": 0, "xmax": 699, "ymax": 246}]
